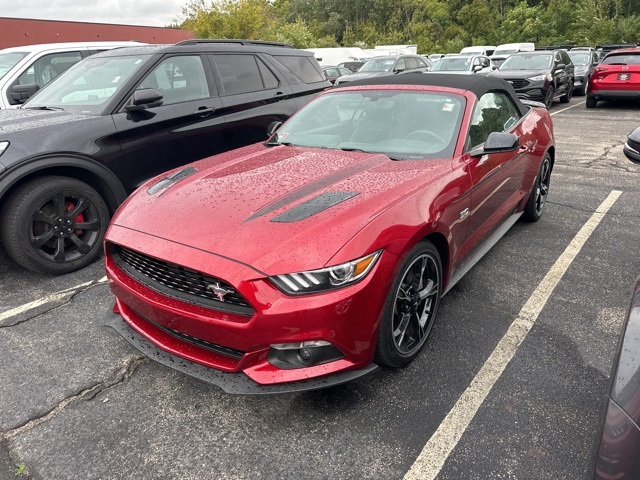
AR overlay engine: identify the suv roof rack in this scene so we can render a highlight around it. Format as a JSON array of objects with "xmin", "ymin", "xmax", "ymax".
[
  {"xmin": 535, "ymin": 45, "xmax": 573, "ymax": 51},
  {"xmin": 176, "ymin": 39, "xmax": 294, "ymax": 48}
]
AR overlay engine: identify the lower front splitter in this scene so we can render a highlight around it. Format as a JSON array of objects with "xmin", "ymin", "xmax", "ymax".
[{"xmin": 105, "ymin": 310, "xmax": 379, "ymax": 395}]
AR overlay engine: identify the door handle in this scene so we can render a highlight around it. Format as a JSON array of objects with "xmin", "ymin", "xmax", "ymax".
[
  {"xmin": 193, "ymin": 106, "xmax": 215, "ymax": 116},
  {"xmin": 273, "ymin": 92, "xmax": 287, "ymax": 100}
]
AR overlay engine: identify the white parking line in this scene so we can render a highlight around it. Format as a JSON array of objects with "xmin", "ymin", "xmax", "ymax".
[
  {"xmin": 550, "ymin": 101, "xmax": 586, "ymax": 116},
  {"xmin": 0, "ymin": 276, "xmax": 107, "ymax": 323},
  {"xmin": 404, "ymin": 190, "xmax": 622, "ymax": 480}
]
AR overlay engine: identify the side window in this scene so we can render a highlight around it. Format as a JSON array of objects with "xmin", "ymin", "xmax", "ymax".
[
  {"xmin": 405, "ymin": 57, "xmax": 418, "ymax": 70},
  {"xmin": 468, "ymin": 92, "xmax": 522, "ymax": 148},
  {"xmin": 17, "ymin": 51, "xmax": 83, "ymax": 88},
  {"xmin": 273, "ymin": 55, "xmax": 325, "ymax": 83},
  {"xmin": 137, "ymin": 55, "xmax": 210, "ymax": 105},
  {"xmin": 395, "ymin": 58, "xmax": 406, "ymax": 71},
  {"xmin": 416, "ymin": 58, "xmax": 427, "ymax": 68},
  {"xmin": 213, "ymin": 54, "xmax": 264, "ymax": 95},
  {"xmin": 257, "ymin": 58, "xmax": 279, "ymax": 89}
]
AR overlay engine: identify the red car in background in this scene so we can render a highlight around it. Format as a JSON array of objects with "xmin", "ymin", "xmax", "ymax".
[
  {"xmin": 104, "ymin": 75, "xmax": 555, "ymax": 394},
  {"xmin": 587, "ymin": 47, "xmax": 640, "ymax": 108}
]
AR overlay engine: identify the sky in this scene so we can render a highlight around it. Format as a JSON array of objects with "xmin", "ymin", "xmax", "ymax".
[{"xmin": 0, "ymin": 0, "xmax": 187, "ymax": 27}]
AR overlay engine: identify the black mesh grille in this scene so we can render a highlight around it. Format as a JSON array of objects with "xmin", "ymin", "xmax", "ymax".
[
  {"xmin": 112, "ymin": 244, "xmax": 254, "ymax": 316},
  {"xmin": 507, "ymin": 79, "xmax": 530, "ymax": 89}
]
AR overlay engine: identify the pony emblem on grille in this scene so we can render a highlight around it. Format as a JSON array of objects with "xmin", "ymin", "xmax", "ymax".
[{"xmin": 207, "ymin": 282, "xmax": 234, "ymax": 302}]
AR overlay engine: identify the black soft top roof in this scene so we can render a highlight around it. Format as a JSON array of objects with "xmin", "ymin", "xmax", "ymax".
[{"xmin": 340, "ymin": 72, "xmax": 527, "ymax": 115}]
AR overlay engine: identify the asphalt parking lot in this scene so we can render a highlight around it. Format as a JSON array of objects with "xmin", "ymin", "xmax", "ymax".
[{"xmin": 1, "ymin": 96, "xmax": 640, "ymax": 479}]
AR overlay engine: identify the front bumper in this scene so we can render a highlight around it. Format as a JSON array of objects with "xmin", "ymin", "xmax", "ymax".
[
  {"xmin": 512, "ymin": 80, "xmax": 548, "ymax": 102},
  {"xmin": 105, "ymin": 310, "xmax": 378, "ymax": 394},
  {"xmin": 105, "ymin": 224, "xmax": 395, "ymax": 390}
]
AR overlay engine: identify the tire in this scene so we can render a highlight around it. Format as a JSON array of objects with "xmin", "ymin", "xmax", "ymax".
[
  {"xmin": 586, "ymin": 96, "xmax": 597, "ymax": 108},
  {"xmin": 0, "ymin": 176, "xmax": 109, "ymax": 274},
  {"xmin": 375, "ymin": 240, "xmax": 442, "ymax": 368},
  {"xmin": 522, "ymin": 154, "xmax": 551, "ymax": 222},
  {"xmin": 544, "ymin": 87, "xmax": 555, "ymax": 109},
  {"xmin": 560, "ymin": 79, "xmax": 573, "ymax": 103}
]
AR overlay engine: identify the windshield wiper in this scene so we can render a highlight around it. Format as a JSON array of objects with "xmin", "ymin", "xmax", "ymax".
[
  {"xmin": 22, "ymin": 106, "xmax": 65, "ymax": 111},
  {"xmin": 340, "ymin": 147, "xmax": 367, "ymax": 152},
  {"xmin": 265, "ymin": 140, "xmax": 296, "ymax": 147}
]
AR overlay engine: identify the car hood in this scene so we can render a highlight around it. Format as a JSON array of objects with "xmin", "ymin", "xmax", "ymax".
[
  {"xmin": 0, "ymin": 108, "xmax": 89, "ymax": 135},
  {"xmin": 491, "ymin": 69, "xmax": 548, "ymax": 79},
  {"xmin": 112, "ymin": 144, "xmax": 450, "ymax": 274}
]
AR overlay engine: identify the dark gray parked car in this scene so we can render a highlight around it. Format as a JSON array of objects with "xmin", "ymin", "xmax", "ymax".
[
  {"xmin": 569, "ymin": 48, "xmax": 600, "ymax": 95},
  {"xmin": 333, "ymin": 55, "xmax": 430, "ymax": 86},
  {"xmin": 0, "ymin": 40, "xmax": 330, "ymax": 274}
]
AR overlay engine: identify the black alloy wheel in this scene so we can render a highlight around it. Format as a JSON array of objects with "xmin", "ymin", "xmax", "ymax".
[
  {"xmin": 544, "ymin": 87, "xmax": 555, "ymax": 109},
  {"xmin": 375, "ymin": 241, "xmax": 442, "ymax": 367},
  {"xmin": 0, "ymin": 176, "xmax": 109, "ymax": 274},
  {"xmin": 560, "ymin": 79, "xmax": 573, "ymax": 103},
  {"xmin": 523, "ymin": 154, "xmax": 551, "ymax": 222}
]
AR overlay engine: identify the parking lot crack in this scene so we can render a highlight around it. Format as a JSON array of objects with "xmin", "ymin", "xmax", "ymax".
[
  {"xmin": 0, "ymin": 355, "xmax": 146, "ymax": 442},
  {"xmin": 0, "ymin": 279, "xmax": 108, "ymax": 329},
  {"xmin": 547, "ymin": 200, "xmax": 640, "ymax": 218}
]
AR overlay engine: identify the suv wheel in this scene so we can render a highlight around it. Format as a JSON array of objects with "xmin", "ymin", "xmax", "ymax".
[
  {"xmin": 0, "ymin": 176, "xmax": 109, "ymax": 274},
  {"xmin": 544, "ymin": 87, "xmax": 555, "ymax": 109},
  {"xmin": 560, "ymin": 79, "xmax": 573, "ymax": 103},
  {"xmin": 586, "ymin": 96, "xmax": 597, "ymax": 108}
]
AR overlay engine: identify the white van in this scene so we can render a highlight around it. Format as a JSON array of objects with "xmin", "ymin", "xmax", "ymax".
[
  {"xmin": 0, "ymin": 41, "xmax": 143, "ymax": 109},
  {"xmin": 460, "ymin": 45, "xmax": 496, "ymax": 56},
  {"xmin": 490, "ymin": 42, "xmax": 535, "ymax": 66}
]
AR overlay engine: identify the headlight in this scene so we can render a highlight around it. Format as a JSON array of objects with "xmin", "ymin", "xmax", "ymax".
[
  {"xmin": 528, "ymin": 75, "xmax": 546, "ymax": 81},
  {"xmin": 269, "ymin": 250, "xmax": 382, "ymax": 295},
  {"xmin": 0, "ymin": 141, "xmax": 8, "ymax": 157}
]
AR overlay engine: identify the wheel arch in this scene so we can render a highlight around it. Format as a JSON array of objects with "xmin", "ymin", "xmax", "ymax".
[{"xmin": 0, "ymin": 155, "xmax": 127, "ymax": 215}]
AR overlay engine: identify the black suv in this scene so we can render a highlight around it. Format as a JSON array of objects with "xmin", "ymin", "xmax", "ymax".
[
  {"xmin": 0, "ymin": 40, "xmax": 330, "ymax": 274},
  {"xmin": 489, "ymin": 50, "xmax": 575, "ymax": 108}
]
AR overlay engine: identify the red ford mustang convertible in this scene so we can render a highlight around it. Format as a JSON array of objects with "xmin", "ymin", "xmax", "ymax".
[{"xmin": 104, "ymin": 74, "xmax": 555, "ymax": 393}]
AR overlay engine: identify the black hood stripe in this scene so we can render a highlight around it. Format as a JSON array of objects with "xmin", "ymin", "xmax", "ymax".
[
  {"xmin": 243, "ymin": 155, "xmax": 384, "ymax": 223},
  {"xmin": 270, "ymin": 191, "xmax": 359, "ymax": 223}
]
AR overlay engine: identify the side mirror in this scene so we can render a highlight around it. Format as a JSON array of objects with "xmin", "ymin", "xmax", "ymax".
[
  {"xmin": 555, "ymin": 63, "xmax": 566, "ymax": 71},
  {"xmin": 125, "ymin": 88, "xmax": 163, "ymax": 111},
  {"xmin": 10, "ymin": 83, "xmax": 40, "ymax": 104},
  {"xmin": 267, "ymin": 121, "xmax": 282, "ymax": 137},
  {"xmin": 470, "ymin": 132, "xmax": 519, "ymax": 157},
  {"xmin": 623, "ymin": 127, "xmax": 640, "ymax": 165},
  {"xmin": 473, "ymin": 65, "xmax": 483, "ymax": 72},
  {"xmin": 394, "ymin": 67, "xmax": 405, "ymax": 73}
]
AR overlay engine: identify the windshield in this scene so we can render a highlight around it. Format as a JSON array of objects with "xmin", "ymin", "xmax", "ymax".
[
  {"xmin": 499, "ymin": 54, "xmax": 552, "ymax": 71},
  {"xmin": 602, "ymin": 53, "xmax": 640, "ymax": 65},
  {"xmin": 0, "ymin": 52, "xmax": 27, "ymax": 80},
  {"xmin": 25, "ymin": 54, "xmax": 152, "ymax": 115},
  {"xmin": 270, "ymin": 89, "xmax": 464, "ymax": 160},
  {"xmin": 431, "ymin": 57, "xmax": 472, "ymax": 71},
  {"xmin": 568, "ymin": 52, "xmax": 590, "ymax": 65},
  {"xmin": 359, "ymin": 58, "xmax": 396, "ymax": 72},
  {"xmin": 493, "ymin": 49, "xmax": 517, "ymax": 56}
]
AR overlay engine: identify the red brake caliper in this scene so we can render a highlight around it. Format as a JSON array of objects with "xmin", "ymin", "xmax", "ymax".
[{"xmin": 66, "ymin": 203, "xmax": 85, "ymax": 235}]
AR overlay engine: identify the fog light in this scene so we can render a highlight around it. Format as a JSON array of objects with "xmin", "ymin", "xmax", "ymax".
[
  {"xmin": 268, "ymin": 341, "xmax": 344, "ymax": 369},
  {"xmin": 298, "ymin": 348, "xmax": 312, "ymax": 361}
]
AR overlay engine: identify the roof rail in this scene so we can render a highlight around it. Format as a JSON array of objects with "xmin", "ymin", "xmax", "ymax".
[
  {"xmin": 596, "ymin": 43, "xmax": 638, "ymax": 51},
  {"xmin": 535, "ymin": 45, "xmax": 573, "ymax": 51},
  {"xmin": 176, "ymin": 39, "xmax": 294, "ymax": 48}
]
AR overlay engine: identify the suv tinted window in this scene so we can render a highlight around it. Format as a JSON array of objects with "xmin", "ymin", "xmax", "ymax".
[
  {"xmin": 138, "ymin": 55, "xmax": 210, "ymax": 105},
  {"xmin": 274, "ymin": 55, "xmax": 324, "ymax": 83},
  {"xmin": 213, "ymin": 54, "xmax": 264, "ymax": 95},
  {"xmin": 257, "ymin": 59, "xmax": 279, "ymax": 89},
  {"xmin": 405, "ymin": 57, "xmax": 418, "ymax": 69}
]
